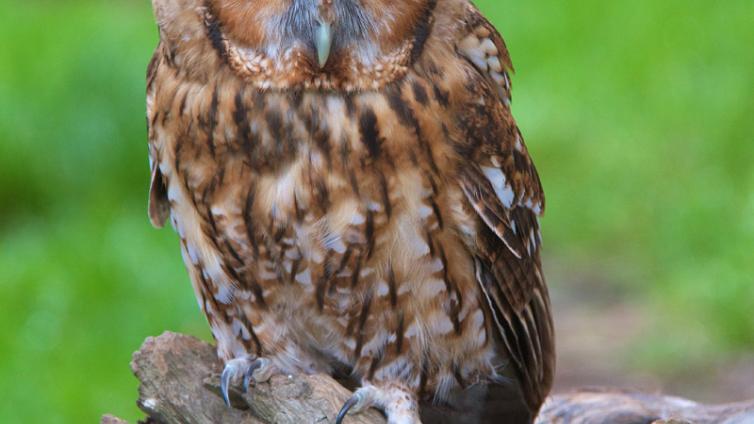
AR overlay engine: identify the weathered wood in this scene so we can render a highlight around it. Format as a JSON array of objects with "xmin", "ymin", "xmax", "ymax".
[
  {"xmin": 124, "ymin": 332, "xmax": 383, "ymax": 424},
  {"xmin": 104, "ymin": 332, "xmax": 754, "ymax": 424},
  {"xmin": 536, "ymin": 388, "xmax": 754, "ymax": 424}
]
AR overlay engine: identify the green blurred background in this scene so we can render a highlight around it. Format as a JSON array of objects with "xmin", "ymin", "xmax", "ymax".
[{"xmin": 0, "ymin": 0, "xmax": 752, "ymax": 422}]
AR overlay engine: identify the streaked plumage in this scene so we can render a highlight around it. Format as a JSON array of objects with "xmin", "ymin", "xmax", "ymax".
[{"xmin": 146, "ymin": 0, "xmax": 554, "ymax": 422}]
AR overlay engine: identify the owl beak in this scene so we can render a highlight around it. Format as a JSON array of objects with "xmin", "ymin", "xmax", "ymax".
[{"xmin": 315, "ymin": 20, "xmax": 333, "ymax": 69}]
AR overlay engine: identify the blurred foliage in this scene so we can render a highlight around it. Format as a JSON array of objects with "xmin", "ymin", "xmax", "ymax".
[{"xmin": 0, "ymin": 0, "xmax": 751, "ymax": 422}]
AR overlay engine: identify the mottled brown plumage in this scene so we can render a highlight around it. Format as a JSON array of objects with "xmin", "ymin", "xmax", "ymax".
[{"xmin": 146, "ymin": 0, "xmax": 554, "ymax": 423}]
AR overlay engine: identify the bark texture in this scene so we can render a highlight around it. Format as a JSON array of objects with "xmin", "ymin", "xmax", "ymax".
[{"xmin": 103, "ymin": 332, "xmax": 754, "ymax": 424}]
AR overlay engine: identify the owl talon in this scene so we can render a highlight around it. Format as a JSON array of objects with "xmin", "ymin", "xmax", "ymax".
[
  {"xmin": 220, "ymin": 362, "xmax": 236, "ymax": 407},
  {"xmin": 336, "ymin": 384, "xmax": 420, "ymax": 424},
  {"xmin": 335, "ymin": 393, "xmax": 364, "ymax": 424},
  {"xmin": 242, "ymin": 357, "xmax": 270, "ymax": 392},
  {"xmin": 220, "ymin": 356, "xmax": 274, "ymax": 407}
]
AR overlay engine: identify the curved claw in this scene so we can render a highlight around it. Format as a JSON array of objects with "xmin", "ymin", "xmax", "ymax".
[
  {"xmin": 220, "ymin": 356, "xmax": 270, "ymax": 407},
  {"xmin": 220, "ymin": 364, "xmax": 235, "ymax": 406},
  {"xmin": 335, "ymin": 384, "xmax": 420, "ymax": 424},
  {"xmin": 335, "ymin": 395, "xmax": 360, "ymax": 424},
  {"xmin": 242, "ymin": 358, "xmax": 266, "ymax": 393}
]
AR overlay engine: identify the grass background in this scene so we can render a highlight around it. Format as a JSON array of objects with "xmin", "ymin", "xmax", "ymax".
[{"xmin": 0, "ymin": 0, "xmax": 752, "ymax": 422}]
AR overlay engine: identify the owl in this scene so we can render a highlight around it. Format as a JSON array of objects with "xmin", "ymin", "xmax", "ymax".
[{"xmin": 146, "ymin": 0, "xmax": 554, "ymax": 423}]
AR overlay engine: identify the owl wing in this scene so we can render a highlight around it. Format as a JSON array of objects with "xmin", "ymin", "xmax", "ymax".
[
  {"xmin": 146, "ymin": 0, "xmax": 219, "ymax": 229},
  {"xmin": 453, "ymin": 5, "xmax": 555, "ymax": 412},
  {"xmin": 147, "ymin": 46, "xmax": 170, "ymax": 228}
]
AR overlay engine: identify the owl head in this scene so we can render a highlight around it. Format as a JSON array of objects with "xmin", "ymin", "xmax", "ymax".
[
  {"xmin": 210, "ymin": 0, "xmax": 432, "ymax": 67},
  {"xmin": 152, "ymin": 0, "xmax": 437, "ymax": 90}
]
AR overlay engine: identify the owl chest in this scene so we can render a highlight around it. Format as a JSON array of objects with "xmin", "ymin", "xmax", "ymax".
[
  {"xmin": 161, "ymin": 85, "xmax": 496, "ymax": 383},
  {"xmin": 168, "ymin": 89, "xmax": 446, "ymax": 310}
]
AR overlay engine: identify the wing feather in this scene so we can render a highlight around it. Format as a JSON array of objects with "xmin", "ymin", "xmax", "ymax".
[
  {"xmin": 147, "ymin": 46, "xmax": 170, "ymax": 228},
  {"xmin": 453, "ymin": 5, "xmax": 555, "ymax": 413}
]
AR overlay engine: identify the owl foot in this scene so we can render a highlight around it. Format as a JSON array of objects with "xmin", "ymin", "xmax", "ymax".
[
  {"xmin": 336, "ymin": 383, "xmax": 421, "ymax": 424},
  {"xmin": 220, "ymin": 355, "xmax": 274, "ymax": 407}
]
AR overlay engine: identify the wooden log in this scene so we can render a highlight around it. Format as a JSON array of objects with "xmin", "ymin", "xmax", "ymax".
[
  {"xmin": 536, "ymin": 388, "xmax": 754, "ymax": 424},
  {"xmin": 125, "ymin": 332, "xmax": 382, "ymax": 424},
  {"xmin": 103, "ymin": 332, "xmax": 754, "ymax": 424}
]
